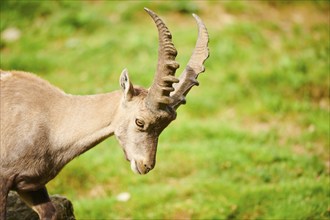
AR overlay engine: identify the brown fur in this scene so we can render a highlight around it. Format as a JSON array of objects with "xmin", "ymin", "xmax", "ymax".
[
  {"xmin": 0, "ymin": 8, "xmax": 209, "ymax": 219},
  {"xmin": 0, "ymin": 69, "xmax": 174, "ymax": 219}
]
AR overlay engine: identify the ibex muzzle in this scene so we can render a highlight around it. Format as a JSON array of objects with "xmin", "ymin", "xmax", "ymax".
[{"xmin": 0, "ymin": 8, "xmax": 209, "ymax": 219}]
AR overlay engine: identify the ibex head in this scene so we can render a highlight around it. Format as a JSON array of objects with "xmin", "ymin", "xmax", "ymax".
[{"xmin": 114, "ymin": 8, "xmax": 209, "ymax": 175}]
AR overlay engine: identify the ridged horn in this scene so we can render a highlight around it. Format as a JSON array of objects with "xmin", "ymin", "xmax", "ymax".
[
  {"xmin": 144, "ymin": 8, "xmax": 180, "ymax": 112},
  {"xmin": 170, "ymin": 13, "xmax": 209, "ymax": 110}
]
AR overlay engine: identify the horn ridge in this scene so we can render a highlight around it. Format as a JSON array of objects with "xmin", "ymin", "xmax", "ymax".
[
  {"xmin": 144, "ymin": 8, "xmax": 180, "ymax": 111},
  {"xmin": 170, "ymin": 13, "xmax": 209, "ymax": 110}
]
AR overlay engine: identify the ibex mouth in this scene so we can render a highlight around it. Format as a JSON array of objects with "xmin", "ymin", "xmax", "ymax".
[
  {"xmin": 123, "ymin": 151, "xmax": 147, "ymax": 175},
  {"xmin": 130, "ymin": 159, "xmax": 142, "ymax": 174}
]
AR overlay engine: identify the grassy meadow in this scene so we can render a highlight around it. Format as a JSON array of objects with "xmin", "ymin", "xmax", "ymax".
[{"xmin": 1, "ymin": 1, "xmax": 329, "ymax": 219}]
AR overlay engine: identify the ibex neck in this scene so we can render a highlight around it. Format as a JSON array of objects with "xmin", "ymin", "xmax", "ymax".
[{"xmin": 51, "ymin": 90, "xmax": 122, "ymax": 163}]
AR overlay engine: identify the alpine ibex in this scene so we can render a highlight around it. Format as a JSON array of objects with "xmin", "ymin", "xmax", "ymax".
[{"xmin": 0, "ymin": 8, "xmax": 209, "ymax": 219}]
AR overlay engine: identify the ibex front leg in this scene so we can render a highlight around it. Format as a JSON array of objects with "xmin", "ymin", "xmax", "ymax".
[
  {"xmin": 0, "ymin": 175, "xmax": 15, "ymax": 220},
  {"xmin": 17, "ymin": 187, "xmax": 57, "ymax": 220},
  {"xmin": 0, "ymin": 179, "xmax": 9, "ymax": 220}
]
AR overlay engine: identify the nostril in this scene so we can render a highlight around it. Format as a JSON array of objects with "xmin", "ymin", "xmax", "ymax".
[{"xmin": 143, "ymin": 164, "xmax": 152, "ymax": 173}]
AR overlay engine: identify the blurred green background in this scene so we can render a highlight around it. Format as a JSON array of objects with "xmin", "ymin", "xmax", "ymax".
[{"xmin": 1, "ymin": 1, "xmax": 329, "ymax": 219}]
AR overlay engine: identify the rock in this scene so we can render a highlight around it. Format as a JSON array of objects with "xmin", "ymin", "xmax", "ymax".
[{"xmin": 6, "ymin": 191, "xmax": 75, "ymax": 220}]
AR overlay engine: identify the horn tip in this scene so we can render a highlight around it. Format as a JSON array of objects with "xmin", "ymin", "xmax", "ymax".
[
  {"xmin": 144, "ymin": 7, "xmax": 154, "ymax": 16},
  {"xmin": 192, "ymin": 13, "xmax": 200, "ymax": 20}
]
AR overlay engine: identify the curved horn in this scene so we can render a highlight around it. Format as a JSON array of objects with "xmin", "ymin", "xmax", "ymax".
[
  {"xmin": 170, "ymin": 13, "xmax": 209, "ymax": 110},
  {"xmin": 144, "ymin": 8, "xmax": 180, "ymax": 112}
]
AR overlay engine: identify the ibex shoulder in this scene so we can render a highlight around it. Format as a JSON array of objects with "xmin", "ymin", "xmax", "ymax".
[{"xmin": 0, "ymin": 70, "xmax": 66, "ymax": 96}]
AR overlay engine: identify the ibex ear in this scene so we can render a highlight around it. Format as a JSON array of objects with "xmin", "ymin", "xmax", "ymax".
[{"xmin": 120, "ymin": 68, "xmax": 135, "ymax": 101}]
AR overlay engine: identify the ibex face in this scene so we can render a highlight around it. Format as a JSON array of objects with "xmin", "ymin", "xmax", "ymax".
[
  {"xmin": 113, "ymin": 8, "xmax": 209, "ymax": 175},
  {"xmin": 114, "ymin": 69, "xmax": 177, "ymax": 175}
]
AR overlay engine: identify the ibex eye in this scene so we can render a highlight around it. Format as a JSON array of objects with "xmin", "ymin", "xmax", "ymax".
[{"xmin": 135, "ymin": 119, "xmax": 145, "ymax": 128}]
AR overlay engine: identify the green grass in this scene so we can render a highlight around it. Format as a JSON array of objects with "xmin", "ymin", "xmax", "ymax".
[{"xmin": 1, "ymin": 1, "xmax": 329, "ymax": 219}]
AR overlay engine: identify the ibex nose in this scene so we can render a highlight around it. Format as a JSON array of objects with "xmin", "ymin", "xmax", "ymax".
[
  {"xmin": 143, "ymin": 163, "xmax": 152, "ymax": 173},
  {"xmin": 140, "ymin": 160, "xmax": 155, "ymax": 174},
  {"xmin": 130, "ymin": 159, "xmax": 155, "ymax": 175}
]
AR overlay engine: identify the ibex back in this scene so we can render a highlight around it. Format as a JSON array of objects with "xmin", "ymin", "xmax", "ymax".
[{"xmin": 0, "ymin": 8, "xmax": 209, "ymax": 219}]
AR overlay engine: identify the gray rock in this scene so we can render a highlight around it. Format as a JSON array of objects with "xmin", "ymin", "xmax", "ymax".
[{"xmin": 6, "ymin": 191, "xmax": 75, "ymax": 220}]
